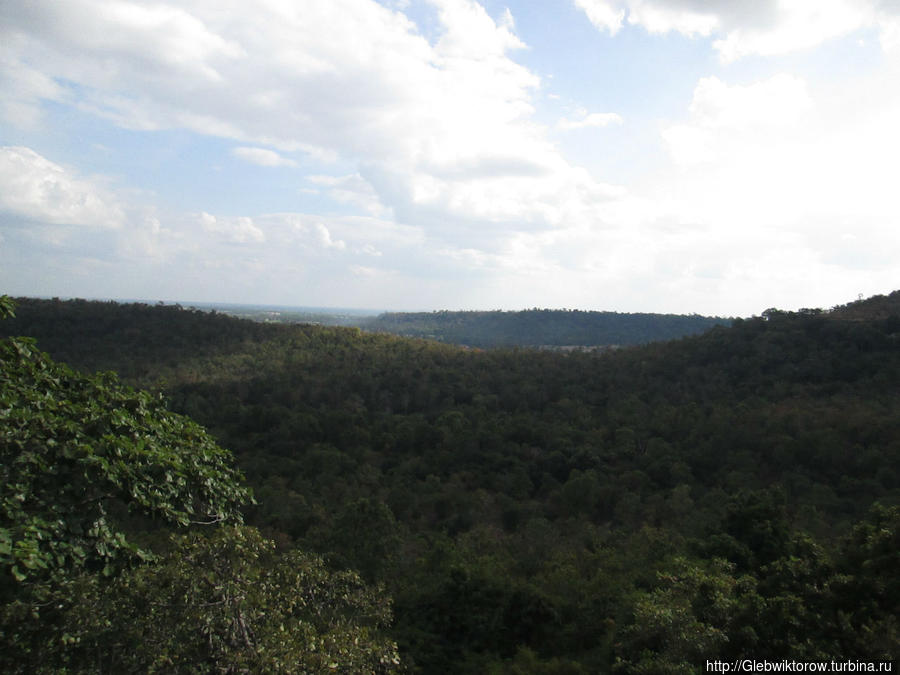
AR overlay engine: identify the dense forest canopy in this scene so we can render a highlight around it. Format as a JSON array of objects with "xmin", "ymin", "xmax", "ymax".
[{"xmin": 1, "ymin": 293, "xmax": 898, "ymax": 672}]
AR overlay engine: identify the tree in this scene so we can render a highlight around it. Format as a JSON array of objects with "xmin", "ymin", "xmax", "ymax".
[
  {"xmin": 0, "ymin": 300, "xmax": 402, "ymax": 672},
  {"xmin": 54, "ymin": 526, "xmax": 401, "ymax": 673},
  {"xmin": 324, "ymin": 498, "xmax": 401, "ymax": 582},
  {"xmin": 614, "ymin": 557, "xmax": 762, "ymax": 673},
  {"xmin": 828, "ymin": 504, "xmax": 900, "ymax": 659},
  {"xmin": 0, "ymin": 295, "xmax": 14, "ymax": 321},
  {"xmin": 1, "ymin": 334, "xmax": 251, "ymax": 585},
  {"xmin": 1, "ymin": 299, "xmax": 251, "ymax": 668}
]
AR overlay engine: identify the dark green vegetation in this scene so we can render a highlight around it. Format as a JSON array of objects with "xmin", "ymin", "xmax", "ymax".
[
  {"xmin": 2, "ymin": 293, "xmax": 898, "ymax": 672},
  {"xmin": 361, "ymin": 308, "xmax": 729, "ymax": 348},
  {"xmin": 176, "ymin": 302, "xmax": 728, "ymax": 347},
  {"xmin": 0, "ymin": 298, "xmax": 399, "ymax": 673}
]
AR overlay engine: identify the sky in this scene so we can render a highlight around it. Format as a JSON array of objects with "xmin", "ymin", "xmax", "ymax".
[{"xmin": 1, "ymin": 0, "xmax": 899, "ymax": 316}]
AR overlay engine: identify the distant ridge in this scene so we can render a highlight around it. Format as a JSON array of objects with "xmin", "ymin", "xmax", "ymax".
[
  {"xmin": 360, "ymin": 308, "xmax": 730, "ymax": 348},
  {"xmin": 826, "ymin": 290, "xmax": 900, "ymax": 321}
]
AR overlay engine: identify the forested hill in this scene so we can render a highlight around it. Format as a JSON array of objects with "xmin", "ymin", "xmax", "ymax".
[
  {"xmin": 825, "ymin": 289, "xmax": 900, "ymax": 320},
  {"xmin": 2, "ymin": 294, "xmax": 899, "ymax": 671},
  {"xmin": 360, "ymin": 308, "xmax": 729, "ymax": 347},
  {"xmin": 0, "ymin": 297, "xmax": 288, "ymax": 383}
]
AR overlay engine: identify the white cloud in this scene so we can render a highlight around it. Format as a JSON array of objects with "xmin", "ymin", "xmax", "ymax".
[
  {"xmin": 0, "ymin": 52, "xmax": 66, "ymax": 128},
  {"xmin": 0, "ymin": 146, "xmax": 191, "ymax": 265},
  {"xmin": 232, "ymin": 147, "xmax": 298, "ymax": 168},
  {"xmin": 307, "ymin": 174, "xmax": 389, "ymax": 216},
  {"xmin": 350, "ymin": 265, "xmax": 382, "ymax": 277},
  {"xmin": 712, "ymin": 0, "xmax": 873, "ymax": 62},
  {"xmin": 662, "ymin": 74, "xmax": 813, "ymax": 165},
  {"xmin": 558, "ymin": 111, "xmax": 623, "ymax": 130},
  {"xmin": 0, "ymin": 146, "xmax": 125, "ymax": 227},
  {"xmin": 687, "ymin": 74, "xmax": 813, "ymax": 129},
  {"xmin": 313, "ymin": 222, "xmax": 346, "ymax": 250},
  {"xmin": 621, "ymin": 65, "xmax": 900, "ymax": 313},
  {"xmin": 360, "ymin": 244, "xmax": 383, "ymax": 256},
  {"xmin": 627, "ymin": 2, "xmax": 720, "ymax": 36},
  {"xmin": 0, "ymin": 0, "xmax": 621, "ymax": 248},
  {"xmin": 573, "ymin": 0, "xmax": 625, "ymax": 34},
  {"xmin": 573, "ymin": 0, "xmax": 893, "ymax": 61},
  {"xmin": 3, "ymin": 1, "xmax": 898, "ymax": 315},
  {"xmin": 2, "ymin": 0, "xmax": 243, "ymax": 83},
  {"xmin": 430, "ymin": 0, "xmax": 526, "ymax": 57},
  {"xmin": 199, "ymin": 212, "xmax": 265, "ymax": 243}
]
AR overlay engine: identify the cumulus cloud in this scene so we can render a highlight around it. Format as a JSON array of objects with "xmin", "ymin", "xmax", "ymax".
[
  {"xmin": 199, "ymin": 212, "xmax": 265, "ymax": 243},
  {"xmin": 622, "ymin": 63, "xmax": 900, "ymax": 315},
  {"xmin": 0, "ymin": 146, "xmax": 125, "ymax": 228},
  {"xmin": 572, "ymin": 0, "xmax": 893, "ymax": 61},
  {"xmin": 2, "ymin": 0, "xmax": 243, "ymax": 84},
  {"xmin": 573, "ymin": 0, "xmax": 626, "ymax": 34},
  {"xmin": 313, "ymin": 222, "xmax": 346, "ymax": 250},
  {"xmin": 662, "ymin": 74, "xmax": 813, "ymax": 165},
  {"xmin": 0, "ymin": 146, "xmax": 191, "ymax": 268},
  {"xmin": 3, "ymin": 0, "xmax": 898, "ymax": 315},
  {"xmin": 232, "ymin": 147, "xmax": 298, "ymax": 168},
  {"xmin": 0, "ymin": 0, "xmax": 620, "ymax": 248}
]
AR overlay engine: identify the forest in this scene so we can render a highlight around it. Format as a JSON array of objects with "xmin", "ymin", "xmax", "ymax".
[
  {"xmin": 1, "ymin": 293, "xmax": 898, "ymax": 673},
  {"xmin": 171, "ymin": 304, "xmax": 728, "ymax": 349},
  {"xmin": 359, "ymin": 308, "xmax": 728, "ymax": 348}
]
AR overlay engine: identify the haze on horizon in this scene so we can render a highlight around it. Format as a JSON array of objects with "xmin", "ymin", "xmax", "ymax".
[{"xmin": 1, "ymin": 0, "xmax": 899, "ymax": 317}]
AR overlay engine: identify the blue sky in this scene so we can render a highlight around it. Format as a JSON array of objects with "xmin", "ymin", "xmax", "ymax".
[{"xmin": 1, "ymin": 0, "xmax": 899, "ymax": 315}]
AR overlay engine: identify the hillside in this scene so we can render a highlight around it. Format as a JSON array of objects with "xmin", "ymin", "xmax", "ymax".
[
  {"xmin": 360, "ymin": 308, "xmax": 729, "ymax": 348},
  {"xmin": 825, "ymin": 289, "xmax": 900, "ymax": 321},
  {"xmin": 2, "ymin": 295, "xmax": 898, "ymax": 671}
]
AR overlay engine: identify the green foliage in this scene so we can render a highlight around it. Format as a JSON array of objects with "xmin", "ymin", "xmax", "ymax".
[
  {"xmin": 1, "ymin": 310, "xmax": 402, "ymax": 673},
  {"xmin": 617, "ymin": 505, "xmax": 900, "ymax": 668},
  {"xmin": 702, "ymin": 488, "xmax": 792, "ymax": 571},
  {"xmin": 828, "ymin": 504, "xmax": 900, "ymax": 659},
  {"xmin": 395, "ymin": 565, "xmax": 558, "ymax": 672},
  {"xmin": 3, "ymin": 296, "xmax": 899, "ymax": 670},
  {"xmin": 1, "ymin": 336, "xmax": 251, "ymax": 585},
  {"xmin": 614, "ymin": 558, "xmax": 762, "ymax": 673},
  {"xmin": 321, "ymin": 498, "xmax": 402, "ymax": 582},
  {"xmin": 39, "ymin": 526, "xmax": 400, "ymax": 674},
  {"xmin": 0, "ymin": 295, "xmax": 14, "ymax": 320}
]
